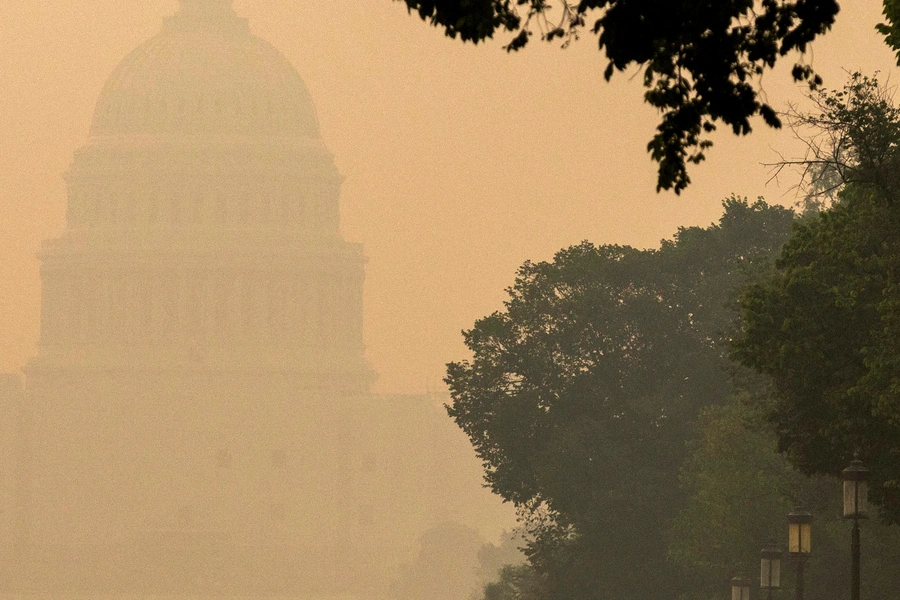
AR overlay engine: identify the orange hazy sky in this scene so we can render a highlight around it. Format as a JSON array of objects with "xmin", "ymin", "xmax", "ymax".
[{"xmin": 1, "ymin": 1, "xmax": 898, "ymax": 394}]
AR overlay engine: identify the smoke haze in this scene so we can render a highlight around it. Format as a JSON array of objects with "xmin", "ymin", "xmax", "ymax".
[
  {"xmin": 0, "ymin": 0, "xmax": 896, "ymax": 394},
  {"xmin": 1, "ymin": 2, "xmax": 519, "ymax": 596}
]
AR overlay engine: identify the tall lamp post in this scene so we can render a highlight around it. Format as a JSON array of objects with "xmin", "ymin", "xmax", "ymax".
[
  {"xmin": 760, "ymin": 540, "xmax": 782, "ymax": 600},
  {"xmin": 732, "ymin": 576, "xmax": 751, "ymax": 600},
  {"xmin": 842, "ymin": 458, "xmax": 869, "ymax": 600},
  {"xmin": 787, "ymin": 506, "xmax": 811, "ymax": 600}
]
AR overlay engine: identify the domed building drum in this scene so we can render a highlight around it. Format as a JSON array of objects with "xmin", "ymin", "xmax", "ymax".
[{"xmin": 16, "ymin": 0, "xmax": 395, "ymax": 596}]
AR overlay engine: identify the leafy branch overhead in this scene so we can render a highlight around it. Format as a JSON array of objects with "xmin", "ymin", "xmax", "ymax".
[
  {"xmin": 771, "ymin": 73, "xmax": 900, "ymax": 204},
  {"xmin": 398, "ymin": 0, "xmax": 841, "ymax": 194}
]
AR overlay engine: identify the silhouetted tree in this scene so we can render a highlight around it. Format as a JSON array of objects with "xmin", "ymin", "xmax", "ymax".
[
  {"xmin": 446, "ymin": 197, "xmax": 794, "ymax": 600},
  {"xmin": 772, "ymin": 73, "xmax": 900, "ymax": 203},
  {"xmin": 397, "ymin": 0, "xmax": 856, "ymax": 194},
  {"xmin": 471, "ymin": 531, "xmax": 526, "ymax": 600},
  {"xmin": 672, "ymin": 394, "xmax": 900, "ymax": 600},
  {"xmin": 734, "ymin": 74, "xmax": 900, "ymax": 523},
  {"xmin": 482, "ymin": 564, "xmax": 544, "ymax": 600}
]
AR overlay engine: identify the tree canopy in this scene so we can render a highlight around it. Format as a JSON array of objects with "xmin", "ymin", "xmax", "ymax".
[
  {"xmin": 671, "ymin": 394, "xmax": 900, "ymax": 600},
  {"xmin": 446, "ymin": 197, "xmax": 794, "ymax": 600},
  {"xmin": 397, "ymin": 0, "xmax": 851, "ymax": 194},
  {"xmin": 734, "ymin": 185, "xmax": 900, "ymax": 522},
  {"xmin": 776, "ymin": 73, "xmax": 900, "ymax": 202},
  {"xmin": 733, "ymin": 76, "xmax": 900, "ymax": 523}
]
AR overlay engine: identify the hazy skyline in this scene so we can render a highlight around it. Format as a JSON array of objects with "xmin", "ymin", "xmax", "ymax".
[
  {"xmin": 0, "ymin": 5, "xmax": 515, "ymax": 594},
  {"xmin": 1, "ymin": 0, "xmax": 897, "ymax": 394}
]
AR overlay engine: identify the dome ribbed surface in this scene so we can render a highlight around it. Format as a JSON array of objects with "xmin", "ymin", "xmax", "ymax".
[{"xmin": 90, "ymin": 9, "xmax": 320, "ymax": 138}]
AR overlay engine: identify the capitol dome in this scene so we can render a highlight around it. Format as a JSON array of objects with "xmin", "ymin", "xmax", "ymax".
[{"xmin": 90, "ymin": 0, "xmax": 320, "ymax": 138}]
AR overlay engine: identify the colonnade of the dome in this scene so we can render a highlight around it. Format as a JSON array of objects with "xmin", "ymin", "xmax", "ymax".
[
  {"xmin": 92, "ymin": 90, "xmax": 315, "ymax": 137},
  {"xmin": 38, "ymin": 262, "xmax": 363, "ymax": 356},
  {"xmin": 34, "ymin": 131, "xmax": 366, "ymax": 386},
  {"xmin": 65, "ymin": 147, "xmax": 341, "ymax": 234}
]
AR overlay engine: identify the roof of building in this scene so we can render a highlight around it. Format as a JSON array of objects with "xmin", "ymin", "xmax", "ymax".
[{"xmin": 90, "ymin": 0, "xmax": 320, "ymax": 139}]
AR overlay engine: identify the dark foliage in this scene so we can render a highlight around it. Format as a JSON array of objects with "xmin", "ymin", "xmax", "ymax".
[
  {"xmin": 672, "ymin": 396, "xmax": 900, "ymax": 600},
  {"xmin": 774, "ymin": 73, "xmax": 900, "ymax": 203},
  {"xmin": 735, "ymin": 186, "xmax": 900, "ymax": 523},
  {"xmin": 447, "ymin": 197, "xmax": 794, "ymax": 600},
  {"xmin": 734, "ymin": 76, "xmax": 900, "ymax": 523},
  {"xmin": 398, "ymin": 0, "xmax": 840, "ymax": 194}
]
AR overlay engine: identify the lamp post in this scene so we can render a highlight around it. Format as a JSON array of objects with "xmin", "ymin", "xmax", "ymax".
[
  {"xmin": 732, "ymin": 576, "xmax": 751, "ymax": 600},
  {"xmin": 760, "ymin": 540, "xmax": 782, "ymax": 600},
  {"xmin": 787, "ymin": 506, "xmax": 811, "ymax": 600},
  {"xmin": 842, "ymin": 458, "xmax": 869, "ymax": 600}
]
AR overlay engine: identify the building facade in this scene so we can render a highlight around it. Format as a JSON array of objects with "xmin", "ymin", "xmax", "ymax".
[{"xmin": 0, "ymin": 0, "xmax": 506, "ymax": 596}]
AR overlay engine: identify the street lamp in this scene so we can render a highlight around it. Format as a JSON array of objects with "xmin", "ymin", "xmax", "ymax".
[
  {"xmin": 842, "ymin": 457, "xmax": 869, "ymax": 600},
  {"xmin": 760, "ymin": 540, "xmax": 782, "ymax": 600},
  {"xmin": 787, "ymin": 506, "xmax": 811, "ymax": 600},
  {"xmin": 732, "ymin": 576, "xmax": 751, "ymax": 600}
]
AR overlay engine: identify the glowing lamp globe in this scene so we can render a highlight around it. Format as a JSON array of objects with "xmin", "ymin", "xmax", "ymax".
[
  {"xmin": 842, "ymin": 458, "xmax": 869, "ymax": 519},
  {"xmin": 787, "ymin": 507, "xmax": 812, "ymax": 556}
]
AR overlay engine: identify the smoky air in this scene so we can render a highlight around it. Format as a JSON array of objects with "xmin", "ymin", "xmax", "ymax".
[
  {"xmin": 0, "ymin": 1, "xmax": 512, "ymax": 598},
  {"xmin": 4, "ymin": 1, "xmax": 898, "ymax": 600}
]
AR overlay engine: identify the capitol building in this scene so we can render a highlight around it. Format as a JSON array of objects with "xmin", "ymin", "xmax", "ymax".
[{"xmin": 0, "ymin": 0, "xmax": 504, "ymax": 597}]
